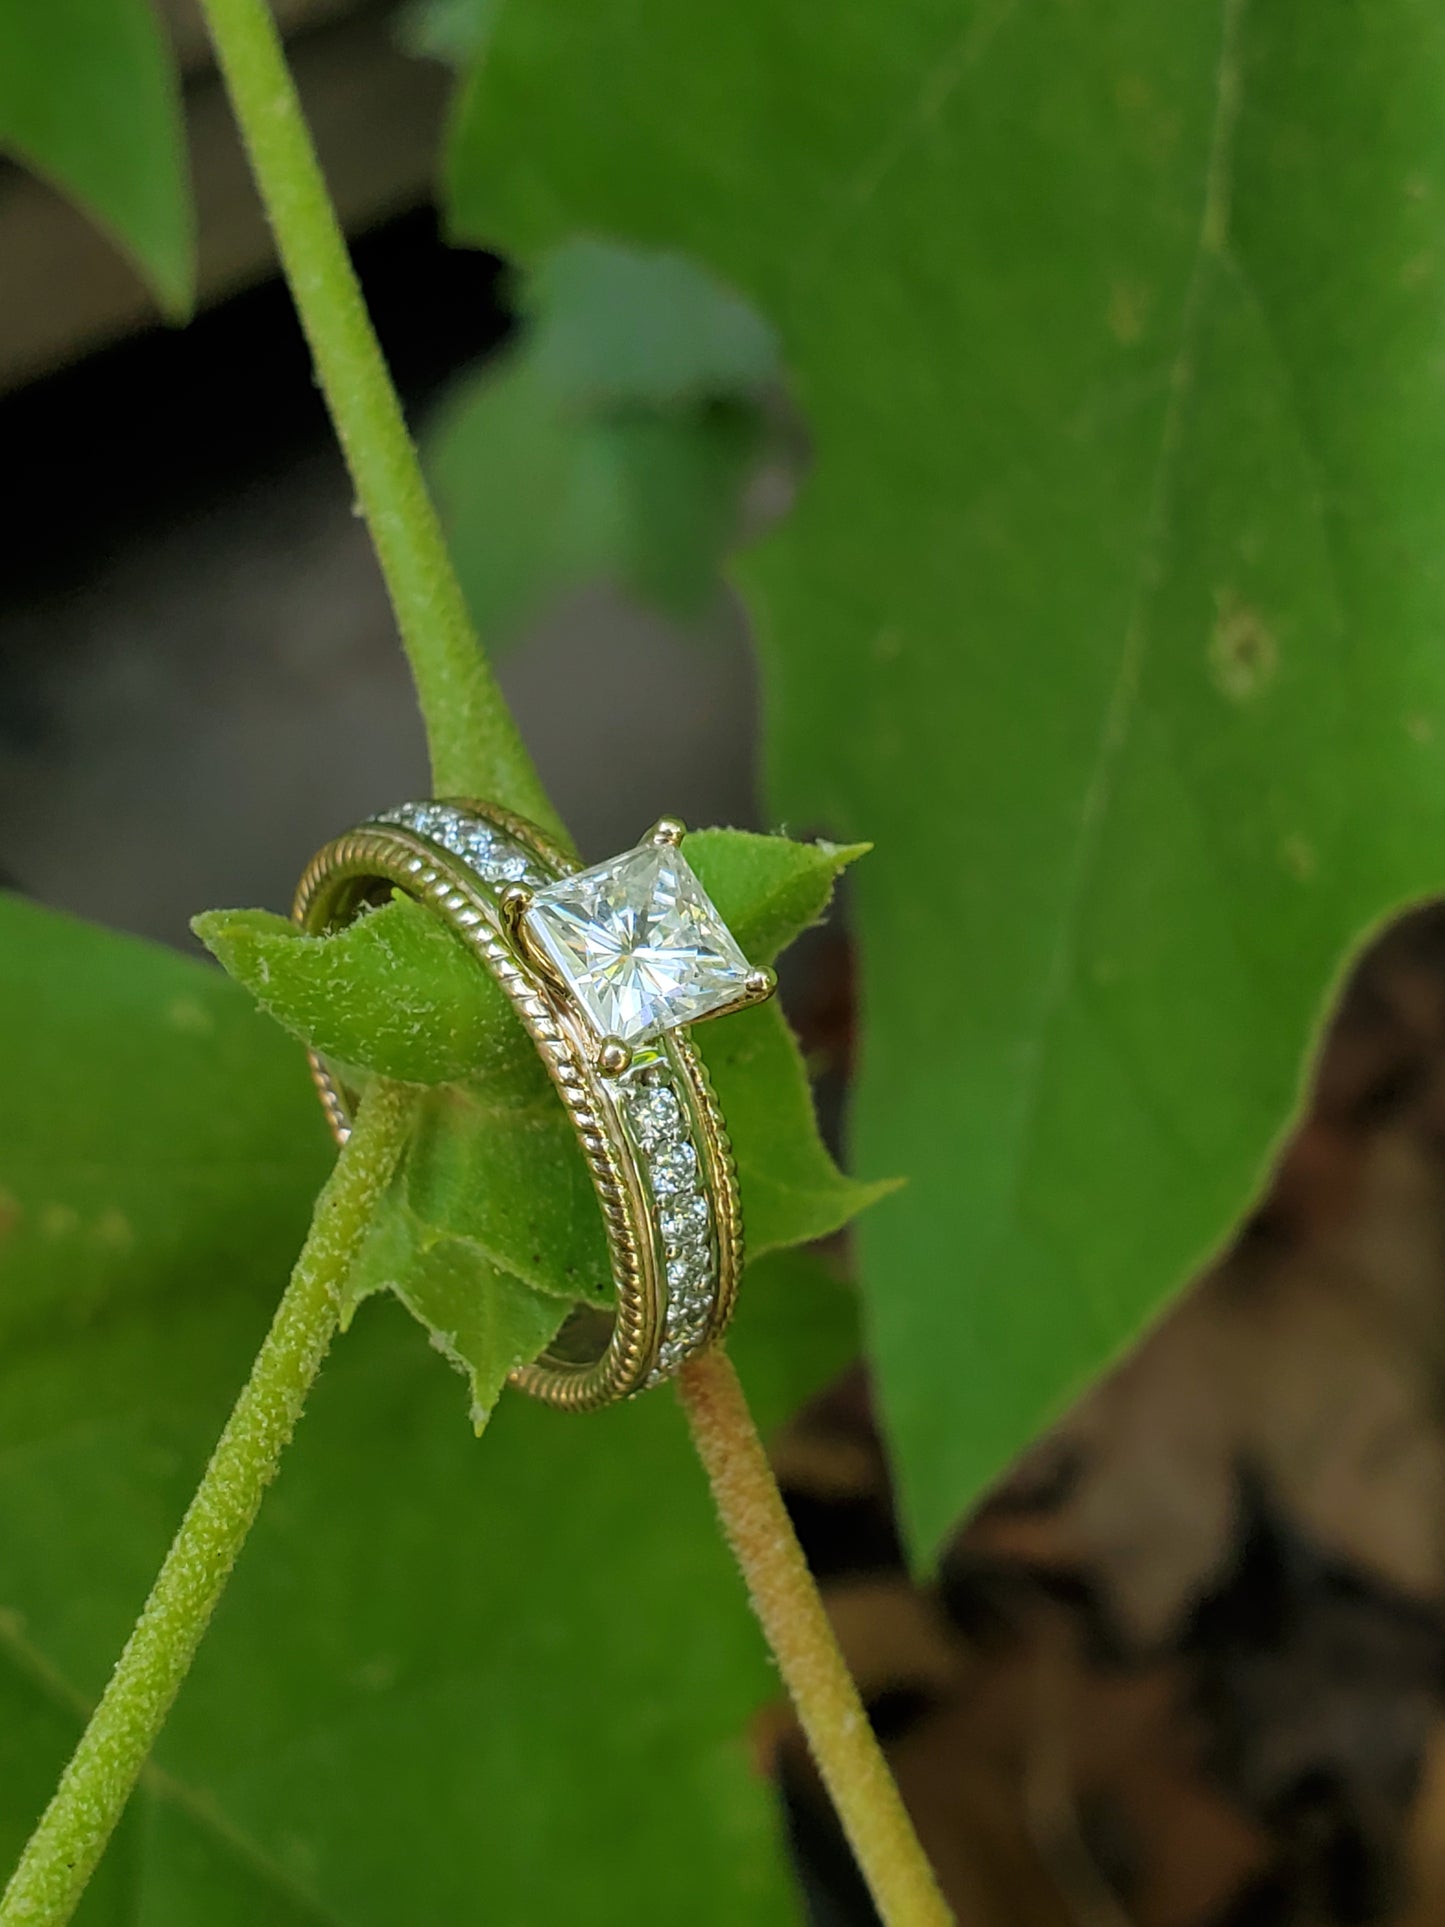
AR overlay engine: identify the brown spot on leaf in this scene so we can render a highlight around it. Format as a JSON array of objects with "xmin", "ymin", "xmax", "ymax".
[{"xmin": 1209, "ymin": 594, "xmax": 1278, "ymax": 703}]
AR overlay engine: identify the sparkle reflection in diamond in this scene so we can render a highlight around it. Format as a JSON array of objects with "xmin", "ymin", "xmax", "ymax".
[
  {"xmin": 523, "ymin": 843, "xmax": 751, "ymax": 1046},
  {"xmin": 649, "ymin": 1142, "xmax": 698, "ymax": 1195},
  {"xmin": 627, "ymin": 1085, "xmax": 681, "ymax": 1151},
  {"xmin": 661, "ymin": 1192, "xmax": 709, "ymax": 1248}
]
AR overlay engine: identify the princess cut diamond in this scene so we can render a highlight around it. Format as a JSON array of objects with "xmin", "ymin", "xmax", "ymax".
[{"xmin": 523, "ymin": 842, "xmax": 751, "ymax": 1046}]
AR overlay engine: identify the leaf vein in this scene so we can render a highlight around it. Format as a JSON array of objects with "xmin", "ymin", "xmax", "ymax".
[{"xmin": 998, "ymin": 0, "xmax": 1250, "ymax": 1237}]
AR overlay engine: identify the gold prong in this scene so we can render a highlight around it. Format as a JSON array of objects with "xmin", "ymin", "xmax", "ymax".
[
  {"xmin": 648, "ymin": 816, "xmax": 687, "ymax": 847},
  {"xmin": 597, "ymin": 1038, "xmax": 633, "ymax": 1078},
  {"xmin": 745, "ymin": 966, "xmax": 777, "ymax": 1004},
  {"xmin": 686, "ymin": 967, "xmax": 780, "ymax": 1028},
  {"xmin": 499, "ymin": 884, "xmax": 533, "ymax": 936}
]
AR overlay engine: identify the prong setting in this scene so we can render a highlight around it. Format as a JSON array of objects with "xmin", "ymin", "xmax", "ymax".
[
  {"xmin": 597, "ymin": 1038, "xmax": 633, "ymax": 1078},
  {"xmin": 649, "ymin": 816, "xmax": 687, "ymax": 847},
  {"xmin": 499, "ymin": 883, "xmax": 533, "ymax": 936},
  {"xmin": 520, "ymin": 830, "xmax": 759, "ymax": 1046},
  {"xmin": 680, "ymin": 965, "xmax": 780, "ymax": 1028}
]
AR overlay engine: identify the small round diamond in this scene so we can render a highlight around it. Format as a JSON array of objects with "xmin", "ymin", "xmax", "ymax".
[
  {"xmin": 628, "ymin": 1086, "xmax": 681, "ymax": 1151},
  {"xmin": 666, "ymin": 1301, "xmax": 710, "ymax": 1343},
  {"xmin": 491, "ymin": 847, "xmax": 532, "ymax": 882},
  {"xmin": 666, "ymin": 1246, "xmax": 713, "ymax": 1294},
  {"xmin": 459, "ymin": 827, "xmax": 498, "ymax": 865},
  {"xmin": 660, "ymin": 1191, "xmax": 709, "ymax": 1248},
  {"xmin": 668, "ymin": 1283, "xmax": 712, "ymax": 1321},
  {"xmin": 649, "ymin": 1141, "xmax": 698, "ymax": 1196}
]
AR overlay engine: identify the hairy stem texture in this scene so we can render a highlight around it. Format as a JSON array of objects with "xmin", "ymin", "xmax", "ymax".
[
  {"xmin": 678, "ymin": 1349, "xmax": 954, "ymax": 1927},
  {"xmin": 193, "ymin": 0, "xmax": 562, "ymax": 829},
  {"xmin": 0, "ymin": 1082, "xmax": 414, "ymax": 1927}
]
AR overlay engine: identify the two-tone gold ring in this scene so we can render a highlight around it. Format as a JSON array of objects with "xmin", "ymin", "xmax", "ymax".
[{"xmin": 293, "ymin": 801, "xmax": 775, "ymax": 1410}]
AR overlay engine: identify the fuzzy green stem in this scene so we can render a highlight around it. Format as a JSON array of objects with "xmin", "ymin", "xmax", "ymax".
[
  {"xmin": 0, "ymin": 1082, "xmax": 413, "ymax": 1927},
  {"xmin": 679, "ymin": 1350, "xmax": 953, "ymax": 1927},
  {"xmin": 193, "ymin": 0, "xmax": 561, "ymax": 830}
]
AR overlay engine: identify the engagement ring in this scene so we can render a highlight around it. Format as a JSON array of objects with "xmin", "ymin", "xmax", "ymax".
[{"xmin": 293, "ymin": 802, "xmax": 775, "ymax": 1409}]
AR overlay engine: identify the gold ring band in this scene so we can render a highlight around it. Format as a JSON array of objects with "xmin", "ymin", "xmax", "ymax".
[{"xmin": 292, "ymin": 799, "xmax": 767, "ymax": 1409}]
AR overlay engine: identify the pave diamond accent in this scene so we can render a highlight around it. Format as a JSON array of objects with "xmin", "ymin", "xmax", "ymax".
[
  {"xmin": 648, "ymin": 1141, "xmax": 698, "ymax": 1195},
  {"xmin": 667, "ymin": 1247, "xmax": 713, "ymax": 1294},
  {"xmin": 627, "ymin": 1085, "xmax": 681, "ymax": 1151},
  {"xmin": 375, "ymin": 803, "xmax": 552, "ymax": 893},
  {"xmin": 660, "ymin": 1190, "xmax": 710, "ymax": 1249},
  {"xmin": 523, "ymin": 843, "xmax": 751, "ymax": 1047},
  {"xmin": 620, "ymin": 1075, "xmax": 720, "ymax": 1386}
]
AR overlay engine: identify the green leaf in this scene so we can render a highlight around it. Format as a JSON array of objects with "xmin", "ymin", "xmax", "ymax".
[
  {"xmin": 427, "ymin": 240, "xmax": 782, "ymax": 647},
  {"xmin": 0, "ymin": 895, "xmax": 330, "ymax": 1351},
  {"xmin": 191, "ymin": 900, "xmax": 538, "ymax": 1089},
  {"xmin": 400, "ymin": 1077, "xmax": 612, "ymax": 1304},
  {"xmin": 445, "ymin": 0, "xmax": 1445, "ymax": 1554},
  {"xmin": 685, "ymin": 828, "xmax": 871, "ymax": 965},
  {"xmin": 343, "ymin": 1182, "xmax": 567, "ymax": 1427},
  {"xmin": 0, "ymin": 897, "xmax": 858, "ymax": 1919},
  {"xmin": 0, "ymin": 0, "xmax": 192, "ymax": 316},
  {"xmin": 699, "ymin": 1001, "xmax": 897, "ymax": 1257},
  {"xmin": 522, "ymin": 240, "xmax": 781, "ymax": 408}
]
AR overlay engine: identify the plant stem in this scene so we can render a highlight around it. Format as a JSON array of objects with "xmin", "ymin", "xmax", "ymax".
[
  {"xmin": 678, "ymin": 1350, "xmax": 953, "ymax": 1927},
  {"xmin": 192, "ymin": 0, "xmax": 562, "ymax": 831},
  {"xmin": 14, "ymin": 10, "xmax": 942, "ymax": 1926},
  {"xmin": 0, "ymin": 1082, "xmax": 413, "ymax": 1927}
]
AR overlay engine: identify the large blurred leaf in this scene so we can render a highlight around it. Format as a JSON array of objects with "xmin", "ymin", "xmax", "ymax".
[
  {"xmin": 428, "ymin": 240, "xmax": 783, "ymax": 648},
  {"xmin": 395, "ymin": 0, "xmax": 493, "ymax": 69},
  {"xmin": 0, "ymin": 896, "xmax": 330, "ymax": 1353},
  {"xmin": 447, "ymin": 0, "xmax": 1445, "ymax": 1552},
  {"xmin": 0, "ymin": 895, "xmax": 856, "ymax": 1920},
  {"xmin": 0, "ymin": 0, "xmax": 192, "ymax": 315},
  {"xmin": 523, "ymin": 242, "xmax": 779, "ymax": 407}
]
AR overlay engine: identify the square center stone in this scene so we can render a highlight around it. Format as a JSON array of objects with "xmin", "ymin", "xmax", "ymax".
[{"xmin": 522, "ymin": 843, "xmax": 751, "ymax": 1046}]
